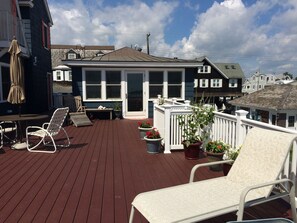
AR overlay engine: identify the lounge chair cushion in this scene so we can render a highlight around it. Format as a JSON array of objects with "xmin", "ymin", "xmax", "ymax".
[
  {"xmin": 227, "ymin": 128, "xmax": 296, "ymax": 197},
  {"xmin": 132, "ymin": 177, "xmax": 263, "ymax": 223}
]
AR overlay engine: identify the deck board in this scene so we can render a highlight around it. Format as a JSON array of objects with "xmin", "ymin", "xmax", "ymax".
[{"xmin": 0, "ymin": 119, "xmax": 294, "ymax": 223}]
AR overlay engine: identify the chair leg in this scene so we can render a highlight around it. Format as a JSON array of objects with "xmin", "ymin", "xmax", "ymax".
[
  {"xmin": 289, "ymin": 184, "xmax": 297, "ymax": 223},
  {"xmin": 129, "ymin": 206, "xmax": 135, "ymax": 223}
]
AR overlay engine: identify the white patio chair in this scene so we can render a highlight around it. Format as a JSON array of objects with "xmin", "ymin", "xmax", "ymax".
[
  {"xmin": 0, "ymin": 121, "xmax": 18, "ymax": 144},
  {"xmin": 129, "ymin": 127, "xmax": 297, "ymax": 223},
  {"xmin": 26, "ymin": 107, "xmax": 70, "ymax": 153}
]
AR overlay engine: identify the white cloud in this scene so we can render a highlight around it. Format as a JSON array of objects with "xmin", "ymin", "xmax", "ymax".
[
  {"xmin": 49, "ymin": 0, "xmax": 178, "ymax": 50},
  {"xmin": 48, "ymin": 0, "xmax": 297, "ymax": 76},
  {"xmin": 174, "ymin": 0, "xmax": 297, "ymax": 76}
]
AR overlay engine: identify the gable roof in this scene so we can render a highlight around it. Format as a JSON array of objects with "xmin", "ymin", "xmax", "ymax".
[
  {"xmin": 63, "ymin": 47, "xmax": 202, "ymax": 68},
  {"xmin": 196, "ymin": 56, "xmax": 245, "ymax": 79},
  {"xmin": 214, "ymin": 63, "xmax": 245, "ymax": 79},
  {"xmin": 230, "ymin": 81, "xmax": 297, "ymax": 110}
]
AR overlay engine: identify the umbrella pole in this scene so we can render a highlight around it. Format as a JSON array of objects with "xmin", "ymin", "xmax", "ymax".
[{"xmin": 19, "ymin": 105, "xmax": 21, "ymax": 117}]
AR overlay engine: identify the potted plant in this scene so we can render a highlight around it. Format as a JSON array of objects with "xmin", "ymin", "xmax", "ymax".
[
  {"xmin": 144, "ymin": 128, "xmax": 162, "ymax": 153},
  {"xmin": 205, "ymin": 140, "xmax": 230, "ymax": 171},
  {"xmin": 178, "ymin": 104, "xmax": 215, "ymax": 159},
  {"xmin": 138, "ymin": 120, "xmax": 153, "ymax": 139},
  {"xmin": 222, "ymin": 146, "xmax": 241, "ymax": 175},
  {"xmin": 113, "ymin": 102, "xmax": 122, "ymax": 119}
]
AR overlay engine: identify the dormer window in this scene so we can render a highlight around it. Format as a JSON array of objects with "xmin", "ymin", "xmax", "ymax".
[
  {"xmin": 67, "ymin": 53, "xmax": 77, "ymax": 59},
  {"xmin": 66, "ymin": 50, "xmax": 78, "ymax": 59},
  {"xmin": 96, "ymin": 51, "xmax": 105, "ymax": 57},
  {"xmin": 198, "ymin": 65, "xmax": 211, "ymax": 73}
]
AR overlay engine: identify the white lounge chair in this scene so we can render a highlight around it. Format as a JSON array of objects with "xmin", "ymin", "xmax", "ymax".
[
  {"xmin": 0, "ymin": 121, "xmax": 18, "ymax": 144},
  {"xmin": 26, "ymin": 107, "xmax": 70, "ymax": 153},
  {"xmin": 129, "ymin": 127, "xmax": 297, "ymax": 223}
]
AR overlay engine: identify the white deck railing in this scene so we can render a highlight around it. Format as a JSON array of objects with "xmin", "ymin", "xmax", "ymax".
[{"xmin": 153, "ymin": 99, "xmax": 297, "ymax": 204}]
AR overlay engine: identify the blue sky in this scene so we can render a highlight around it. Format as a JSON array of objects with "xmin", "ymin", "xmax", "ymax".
[{"xmin": 48, "ymin": 0, "xmax": 297, "ymax": 77}]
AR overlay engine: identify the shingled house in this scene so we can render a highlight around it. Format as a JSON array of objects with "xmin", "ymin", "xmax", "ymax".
[
  {"xmin": 51, "ymin": 45, "xmax": 115, "ymax": 95},
  {"xmin": 230, "ymin": 81, "xmax": 297, "ymax": 130},
  {"xmin": 195, "ymin": 56, "xmax": 245, "ymax": 109}
]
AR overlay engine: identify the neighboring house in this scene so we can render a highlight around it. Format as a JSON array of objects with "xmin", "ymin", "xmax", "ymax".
[
  {"xmin": 62, "ymin": 47, "xmax": 202, "ymax": 119},
  {"xmin": 194, "ymin": 56, "xmax": 245, "ymax": 109},
  {"xmin": 230, "ymin": 81, "xmax": 297, "ymax": 130},
  {"xmin": 51, "ymin": 45, "xmax": 115, "ymax": 82},
  {"xmin": 0, "ymin": 0, "xmax": 53, "ymax": 115},
  {"xmin": 242, "ymin": 71, "xmax": 293, "ymax": 94}
]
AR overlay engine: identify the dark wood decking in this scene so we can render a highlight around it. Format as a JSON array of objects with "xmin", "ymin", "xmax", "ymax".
[{"xmin": 0, "ymin": 119, "xmax": 294, "ymax": 223}]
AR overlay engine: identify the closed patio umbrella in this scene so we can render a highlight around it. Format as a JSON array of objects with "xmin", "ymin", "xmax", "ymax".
[{"xmin": 7, "ymin": 39, "xmax": 25, "ymax": 115}]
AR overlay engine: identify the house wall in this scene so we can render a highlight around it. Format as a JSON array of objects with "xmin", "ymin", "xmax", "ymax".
[
  {"xmin": 195, "ymin": 61, "xmax": 242, "ymax": 100},
  {"xmin": 19, "ymin": 1, "xmax": 52, "ymax": 113},
  {"xmin": 236, "ymin": 106, "xmax": 297, "ymax": 130},
  {"xmin": 72, "ymin": 66, "xmax": 195, "ymax": 118}
]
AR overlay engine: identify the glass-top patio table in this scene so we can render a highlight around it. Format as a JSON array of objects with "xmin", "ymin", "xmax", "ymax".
[{"xmin": 0, "ymin": 113, "xmax": 49, "ymax": 149}]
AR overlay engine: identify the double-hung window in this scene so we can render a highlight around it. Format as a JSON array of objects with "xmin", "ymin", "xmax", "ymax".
[
  {"xmin": 56, "ymin": 71, "xmax": 61, "ymax": 80},
  {"xmin": 229, "ymin": 79, "xmax": 237, "ymax": 88},
  {"xmin": 168, "ymin": 71, "xmax": 182, "ymax": 98},
  {"xmin": 211, "ymin": 79, "xmax": 222, "ymax": 88},
  {"xmin": 106, "ymin": 71, "xmax": 121, "ymax": 99},
  {"xmin": 149, "ymin": 71, "xmax": 163, "ymax": 98},
  {"xmin": 42, "ymin": 20, "xmax": 50, "ymax": 49},
  {"xmin": 85, "ymin": 71, "xmax": 101, "ymax": 99},
  {"xmin": 200, "ymin": 79, "xmax": 209, "ymax": 88}
]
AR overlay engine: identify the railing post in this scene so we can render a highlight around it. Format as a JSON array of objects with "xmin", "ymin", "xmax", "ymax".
[
  {"xmin": 235, "ymin": 110, "xmax": 248, "ymax": 148},
  {"xmin": 153, "ymin": 99, "xmax": 159, "ymax": 127},
  {"xmin": 163, "ymin": 105, "xmax": 172, "ymax": 154}
]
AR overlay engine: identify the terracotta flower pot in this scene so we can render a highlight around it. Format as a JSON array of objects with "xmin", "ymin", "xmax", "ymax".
[
  {"xmin": 205, "ymin": 151, "xmax": 224, "ymax": 171},
  {"xmin": 183, "ymin": 141, "xmax": 202, "ymax": 160}
]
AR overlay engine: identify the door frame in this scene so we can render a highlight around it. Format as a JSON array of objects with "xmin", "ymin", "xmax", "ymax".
[{"xmin": 124, "ymin": 70, "xmax": 147, "ymax": 118}]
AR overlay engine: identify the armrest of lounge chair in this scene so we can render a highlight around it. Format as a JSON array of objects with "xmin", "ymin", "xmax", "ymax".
[
  {"xmin": 237, "ymin": 178, "xmax": 294, "ymax": 221},
  {"xmin": 189, "ymin": 159, "xmax": 234, "ymax": 183}
]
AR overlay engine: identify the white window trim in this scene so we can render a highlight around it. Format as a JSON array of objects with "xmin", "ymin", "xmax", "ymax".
[
  {"xmin": 211, "ymin": 79, "xmax": 222, "ymax": 88},
  {"xmin": 198, "ymin": 65, "xmax": 211, "ymax": 73},
  {"xmin": 199, "ymin": 79, "xmax": 209, "ymax": 88},
  {"xmin": 82, "ymin": 68, "xmax": 185, "ymax": 101},
  {"xmin": 229, "ymin": 79, "xmax": 238, "ymax": 88}
]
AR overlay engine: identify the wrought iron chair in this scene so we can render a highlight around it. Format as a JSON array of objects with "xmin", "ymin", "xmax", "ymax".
[{"xmin": 26, "ymin": 107, "xmax": 70, "ymax": 153}]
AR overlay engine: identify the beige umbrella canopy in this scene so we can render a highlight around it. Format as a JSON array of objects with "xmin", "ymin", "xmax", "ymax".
[{"xmin": 7, "ymin": 39, "xmax": 25, "ymax": 105}]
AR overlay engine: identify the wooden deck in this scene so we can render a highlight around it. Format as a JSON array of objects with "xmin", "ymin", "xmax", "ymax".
[{"xmin": 0, "ymin": 119, "xmax": 294, "ymax": 223}]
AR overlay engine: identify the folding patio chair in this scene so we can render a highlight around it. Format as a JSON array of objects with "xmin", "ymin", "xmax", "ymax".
[
  {"xmin": 68, "ymin": 95, "xmax": 92, "ymax": 127},
  {"xmin": 26, "ymin": 107, "xmax": 70, "ymax": 153},
  {"xmin": 129, "ymin": 127, "xmax": 297, "ymax": 223}
]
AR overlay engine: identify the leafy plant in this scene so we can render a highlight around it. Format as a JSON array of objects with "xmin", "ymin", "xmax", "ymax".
[
  {"xmin": 114, "ymin": 102, "xmax": 122, "ymax": 111},
  {"xmin": 145, "ymin": 128, "xmax": 161, "ymax": 139},
  {"xmin": 178, "ymin": 104, "xmax": 215, "ymax": 147},
  {"xmin": 138, "ymin": 121, "xmax": 152, "ymax": 128},
  {"xmin": 223, "ymin": 146, "xmax": 241, "ymax": 161},
  {"xmin": 206, "ymin": 140, "xmax": 230, "ymax": 153}
]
